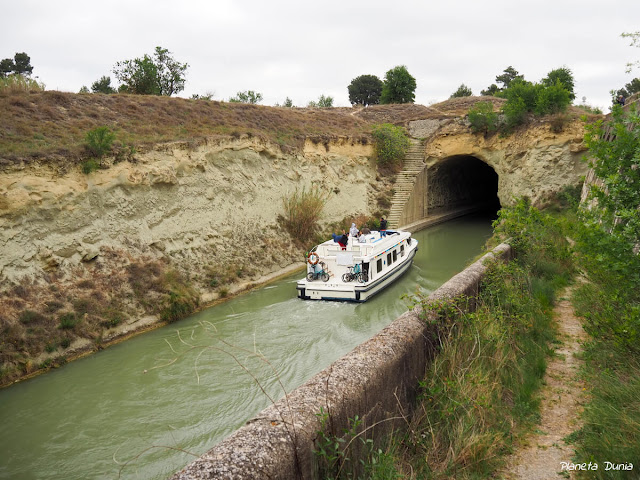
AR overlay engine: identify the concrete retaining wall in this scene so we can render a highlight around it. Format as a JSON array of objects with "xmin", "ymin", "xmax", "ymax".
[{"xmin": 171, "ymin": 243, "xmax": 513, "ymax": 480}]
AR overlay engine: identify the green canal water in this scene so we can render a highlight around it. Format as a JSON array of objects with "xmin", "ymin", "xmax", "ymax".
[{"xmin": 0, "ymin": 214, "xmax": 495, "ymax": 480}]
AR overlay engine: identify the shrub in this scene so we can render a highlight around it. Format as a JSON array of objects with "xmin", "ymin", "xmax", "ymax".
[
  {"xmin": 534, "ymin": 81, "xmax": 571, "ymax": 116},
  {"xmin": 467, "ymin": 101, "xmax": 498, "ymax": 135},
  {"xmin": 81, "ymin": 159, "xmax": 100, "ymax": 174},
  {"xmin": 371, "ymin": 123, "xmax": 410, "ymax": 169},
  {"xmin": 279, "ymin": 185, "xmax": 329, "ymax": 244},
  {"xmin": 58, "ymin": 312, "xmax": 80, "ymax": 330},
  {"xmin": 85, "ymin": 126, "xmax": 115, "ymax": 159}
]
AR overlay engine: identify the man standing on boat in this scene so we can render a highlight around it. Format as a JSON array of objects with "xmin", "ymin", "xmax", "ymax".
[{"xmin": 380, "ymin": 217, "xmax": 388, "ymax": 237}]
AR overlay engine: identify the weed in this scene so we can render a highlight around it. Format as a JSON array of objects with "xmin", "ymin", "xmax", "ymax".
[{"xmin": 58, "ymin": 312, "xmax": 80, "ymax": 330}]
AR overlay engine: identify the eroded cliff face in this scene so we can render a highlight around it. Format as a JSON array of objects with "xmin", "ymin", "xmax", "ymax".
[{"xmin": 0, "ymin": 137, "xmax": 374, "ymax": 284}]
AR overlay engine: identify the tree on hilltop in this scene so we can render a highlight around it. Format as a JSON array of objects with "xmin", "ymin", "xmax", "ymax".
[
  {"xmin": 228, "ymin": 90, "xmax": 263, "ymax": 104},
  {"xmin": 0, "ymin": 52, "xmax": 33, "ymax": 77},
  {"xmin": 542, "ymin": 67, "xmax": 575, "ymax": 101},
  {"xmin": 113, "ymin": 46, "xmax": 188, "ymax": 96},
  {"xmin": 91, "ymin": 76, "xmax": 116, "ymax": 94},
  {"xmin": 380, "ymin": 65, "xmax": 416, "ymax": 104},
  {"xmin": 450, "ymin": 84, "xmax": 473, "ymax": 98},
  {"xmin": 481, "ymin": 66, "xmax": 523, "ymax": 96},
  {"xmin": 348, "ymin": 74, "xmax": 383, "ymax": 106}
]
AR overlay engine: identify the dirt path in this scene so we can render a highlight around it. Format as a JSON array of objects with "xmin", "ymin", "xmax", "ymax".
[{"xmin": 500, "ymin": 284, "xmax": 587, "ymax": 479}]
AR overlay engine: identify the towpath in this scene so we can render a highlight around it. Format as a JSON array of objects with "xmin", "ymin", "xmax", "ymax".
[{"xmin": 500, "ymin": 284, "xmax": 587, "ymax": 479}]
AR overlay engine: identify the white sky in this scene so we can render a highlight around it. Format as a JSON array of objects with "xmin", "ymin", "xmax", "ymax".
[{"xmin": 2, "ymin": 0, "xmax": 639, "ymax": 112}]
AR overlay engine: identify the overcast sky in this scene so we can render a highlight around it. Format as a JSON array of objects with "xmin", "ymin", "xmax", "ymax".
[{"xmin": 3, "ymin": 0, "xmax": 639, "ymax": 111}]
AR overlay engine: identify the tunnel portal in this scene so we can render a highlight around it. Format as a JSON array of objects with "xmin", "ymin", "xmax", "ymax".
[{"xmin": 427, "ymin": 155, "xmax": 501, "ymax": 214}]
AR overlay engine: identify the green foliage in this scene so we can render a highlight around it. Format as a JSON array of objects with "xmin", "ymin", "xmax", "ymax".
[
  {"xmin": 228, "ymin": 90, "xmax": 263, "ymax": 104},
  {"xmin": 91, "ymin": 75, "xmax": 116, "ymax": 94},
  {"xmin": 371, "ymin": 123, "xmax": 410, "ymax": 170},
  {"xmin": 280, "ymin": 96, "xmax": 294, "ymax": 107},
  {"xmin": 279, "ymin": 185, "xmax": 329, "ymax": 244},
  {"xmin": 397, "ymin": 254, "xmax": 560, "ymax": 478},
  {"xmin": 495, "ymin": 65, "xmax": 523, "ymax": 89},
  {"xmin": 58, "ymin": 312, "xmax": 80, "ymax": 330},
  {"xmin": 583, "ymin": 105, "xmax": 640, "ymax": 249},
  {"xmin": 113, "ymin": 46, "xmax": 188, "ymax": 96},
  {"xmin": 467, "ymin": 101, "xmax": 498, "ymax": 135},
  {"xmin": 348, "ymin": 74, "xmax": 383, "ymax": 106},
  {"xmin": 480, "ymin": 83, "xmax": 499, "ymax": 96},
  {"xmin": 449, "ymin": 83, "xmax": 472, "ymax": 98},
  {"xmin": 308, "ymin": 94, "xmax": 334, "ymax": 108},
  {"xmin": 541, "ymin": 66, "xmax": 576, "ymax": 101},
  {"xmin": 0, "ymin": 52, "xmax": 33, "ymax": 77},
  {"xmin": 534, "ymin": 81, "xmax": 571, "ymax": 116},
  {"xmin": 85, "ymin": 126, "xmax": 115, "ymax": 159},
  {"xmin": 498, "ymin": 77, "xmax": 571, "ymax": 129},
  {"xmin": 380, "ymin": 65, "xmax": 416, "ymax": 104}
]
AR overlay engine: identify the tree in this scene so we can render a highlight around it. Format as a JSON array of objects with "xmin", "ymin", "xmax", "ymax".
[
  {"xmin": 542, "ymin": 67, "xmax": 575, "ymax": 101},
  {"xmin": 481, "ymin": 84, "xmax": 499, "ymax": 96},
  {"xmin": 308, "ymin": 94, "xmax": 334, "ymax": 108},
  {"xmin": 13, "ymin": 53, "xmax": 33, "ymax": 76},
  {"xmin": 583, "ymin": 105, "xmax": 640, "ymax": 249},
  {"xmin": 495, "ymin": 66, "xmax": 523, "ymax": 89},
  {"xmin": 348, "ymin": 74, "xmax": 383, "ymax": 106},
  {"xmin": 380, "ymin": 65, "xmax": 416, "ymax": 104},
  {"xmin": 153, "ymin": 47, "xmax": 188, "ymax": 96},
  {"xmin": 450, "ymin": 83, "xmax": 473, "ymax": 98},
  {"xmin": 228, "ymin": 90, "xmax": 263, "ymax": 104},
  {"xmin": 625, "ymin": 78, "xmax": 640, "ymax": 95},
  {"xmin": 91, "ymin": 76, "xmax": 116, "ymax": 94},
  {"xmin": 0, "ymin": 52, "xmax": 33, "ymax": 78},
  {"xmin": 0, "ymin": 58, "xmax": 14, "ymax": 78},
  {"xmin": 113, "ymin": 46, "xmax": 188, "ymax": 96}
]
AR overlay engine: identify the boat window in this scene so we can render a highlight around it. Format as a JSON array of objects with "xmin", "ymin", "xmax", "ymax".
[
  {"xmin": 401, "ymin": 245, "xmax": 405, "ymax": 256},
  {"xmin": 393, "ymin": 250, "xmax": 397, "ymax": 262},
  {"xmin": 387, "ymin": 253, "xmax": 392, "ymax": 265},
  {"xmin": 376, "ymin": 258, "xmax": 383, "ymax": 273}
]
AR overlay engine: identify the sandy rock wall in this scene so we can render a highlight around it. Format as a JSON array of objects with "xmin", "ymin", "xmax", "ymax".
[
  {"xmin": 422, "ymin": 120, "xmax": 588, "ymax": 206},
  {"xmin": 0, "ymin": 137, "xmax": 375, "ymax": 285}
]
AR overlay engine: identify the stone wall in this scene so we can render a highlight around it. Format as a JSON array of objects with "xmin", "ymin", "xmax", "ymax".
[{"xmin": 171, "ymin": 242, "xmax": 513, "ymax": 479}]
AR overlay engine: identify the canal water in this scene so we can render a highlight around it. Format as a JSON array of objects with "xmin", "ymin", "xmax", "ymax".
[{"xmin": 0, "ymin": 214, "xmax": 495, "ymax": 480}]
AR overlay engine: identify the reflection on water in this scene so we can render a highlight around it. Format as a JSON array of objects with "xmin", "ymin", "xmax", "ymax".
[{"xmin": 0, "ymin": 213, "xmax": 494, "ymax": 480}]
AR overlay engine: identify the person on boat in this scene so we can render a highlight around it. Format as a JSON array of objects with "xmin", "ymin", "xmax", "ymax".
[
  {"xmin": 349, "ymin": 222, "xmax": 359, "ymax": 238},
  {"xmin": 361, "ymin": 225, "xmax": 371, "ymax": 235},
  {"xmin": 379, "ymin": 217, "xmax": 388, "ymax": 237},
  {"xmin": 332, "ymin": 232, "xmax": 348, "ymax": 249}
]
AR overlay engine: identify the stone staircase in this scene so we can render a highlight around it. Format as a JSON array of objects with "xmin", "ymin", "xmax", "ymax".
[{"xmin": 387, "ymin": 138, "xmax": 426, "ymax": 228}]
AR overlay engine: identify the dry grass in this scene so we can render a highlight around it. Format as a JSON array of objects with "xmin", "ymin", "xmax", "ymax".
[
  {"xmin": 0, "ymin": 249, "xmax": 198, "ymax": 386},
  {"xmin": 0, "ymin": 91, "xmax": 374, "ymax": 167}
]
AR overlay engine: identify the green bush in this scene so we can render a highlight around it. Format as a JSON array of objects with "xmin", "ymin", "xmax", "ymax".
[
  {"xmin": 82, "ymin": 159, "xmax": 100, "ymax": 174},
  {"xmin": 85, "ymin": 126, "xmax": 115, "ymax": 159},
  {"xmin": 371, "ymin": 123, "xmax": 410, "ymax": 169},
  {"xmin": 58, "ymin": 312, "xmax": 80, "ymax": 330},
  {"xmin": 467, "ymin": 101, "xmax": 498, "ymax": 135},
  {"xmin": 534, "ymin": 81, "xmax": 571, "ymax": 116}
]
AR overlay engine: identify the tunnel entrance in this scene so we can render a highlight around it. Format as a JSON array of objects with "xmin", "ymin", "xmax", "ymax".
[{"xmin": 427, "ymin": 155, "xmax": 500, "ymax": 215}]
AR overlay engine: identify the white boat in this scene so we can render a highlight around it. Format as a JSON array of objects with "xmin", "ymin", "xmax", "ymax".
[{"xmin": 296, "ymin": 229, "xmax": 418, "ymax": 302}]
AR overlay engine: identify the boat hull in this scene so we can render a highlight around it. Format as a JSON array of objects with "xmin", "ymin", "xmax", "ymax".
[{"xmin": 296, "ymin": 247, "xmax": 417, "ymax": 302}]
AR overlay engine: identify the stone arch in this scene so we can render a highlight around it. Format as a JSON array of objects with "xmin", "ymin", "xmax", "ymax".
[{"xmin": 426, "ymin": 155, "xmax": 501, "ymax": 214}]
